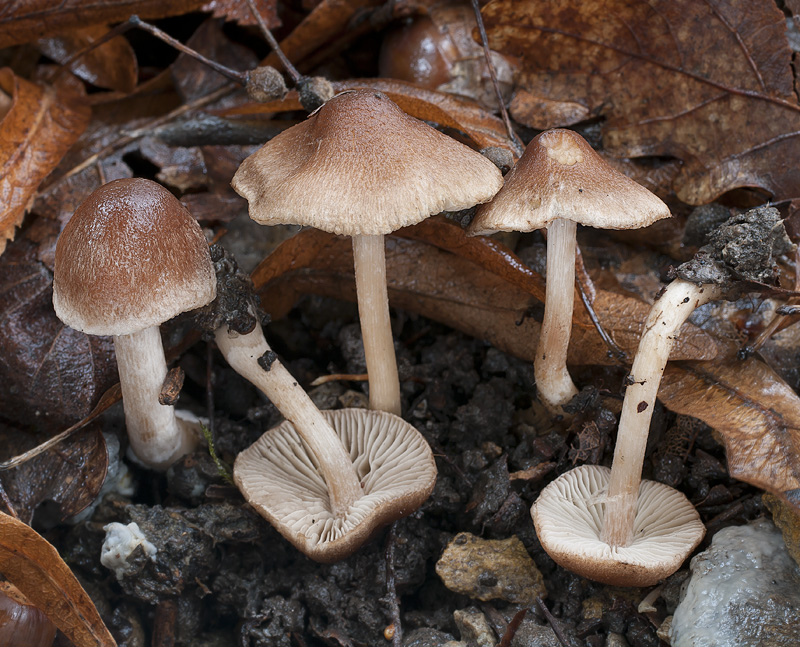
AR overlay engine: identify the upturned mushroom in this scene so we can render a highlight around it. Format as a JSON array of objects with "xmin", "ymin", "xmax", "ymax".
[
  {"xmin": 234, "ymin": 407, "xmax": 437, "ymax": 562},
  {"xmin": 532, "ymin": 464, "xmax": 705, "ymax": 587},
  {"xmin": 53, "ymin": 178, "xmax": 217, "ymax": 470},
  {"xmin": 195, "ymin": 247, "xmax": 437, "ymax": 549},
  {"xmin": 468, "ymin": 129, "xmax": 671, "ymax": 413},
  {"xmin": 232, "ymin": 88, "xmax": 503, "ymax": 415}
]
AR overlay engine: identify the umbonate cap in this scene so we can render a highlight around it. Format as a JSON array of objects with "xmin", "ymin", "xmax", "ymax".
[
  {"xmin": 231, "ymin": 89, "xmax": 503, "ymax": 236},
  {"xmin": 532, "ymin": 465, "xmax": 705, "ymax": 587},
  {"xmin": 53, "ymin": 178, "xmax": 216, "ymax": 336},
  {"xmin": 234, "ymin": 407, "xmax": 437, "ymax": 563},
  {"xmin": 469, "ymin": 129, "xmax": 670, "ymax": 235}
]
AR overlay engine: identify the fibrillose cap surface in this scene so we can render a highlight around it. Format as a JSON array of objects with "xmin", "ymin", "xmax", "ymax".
[
  {"xmin": 469, "ymin": 129, "xmax": 671, "ymax": 235},
  {"xmin": 532, "ymin": 465, "xmax": 705, "ymax": 587},
  {"xmin": 234, "ymin": 408, "xmax": 437, "ymax": 563},
  {"xmin": 231, "ymin": 89, "xmax": 503, "ymax": 236},
  {"xmin": 53, "ymin": 178, "xmax": 217, "ymax": 336}
]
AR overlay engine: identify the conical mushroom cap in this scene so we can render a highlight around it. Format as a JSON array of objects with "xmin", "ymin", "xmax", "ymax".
[
  {"xmin": 232, "ymin": 89, "xmax": 503, "ymax": 236},
  {"xmin": 53, "ymin": 178, "xmax": 216, "ymax": 336},
  {"xmin": 469, "ymin": 129, "xmax": 670, "ymax": 234},
  {"xmin": 233, "ymin": 408, "xmax": 437, "ymax": 563},
  {"xmin": 532, "ymin": 465, "xmax": 705, "ymax": 587}
]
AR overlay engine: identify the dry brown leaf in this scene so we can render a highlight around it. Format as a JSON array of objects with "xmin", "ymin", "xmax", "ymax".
[
  {"xmin": 263, "ymin": 0, "xmax": 382, "ymax": 70},
  {"xmin": 0, "ymin": 69, "xmax": 90, "ymax": 255},
  {"xmin": 0, "ymin": 511, "xmax": 116, "ymax": 647},
  {"xmin": 202, "ymin": 0, "xmax": 279, "ymax": 27},
  {"xmin": 0, "ymin": 235, "xmax": 118, "ymax": 434},
  {"xmin": 483, "ymin": 0, "xmax": 800, "ymax": 204},
  {"xmin": 251, "ymin": 219, "xmax": 716, "ymax": 366},
  {"xmin": 37, "ymin": 25, "xmax": 138, "ymax": 93},
  {"xmin": 0, "ymin": 0, "xmax": 206, "ymax": 48},
  {"xmin": 221, "ymin": 78, "xmax": 516, "ymax": 155},
  {"xmin": 661, "ymin": 357, "xmax": 800, "ymax": 511},
  {"xmin": 0, "ymin": 424, "xmax": 109, "ymax": 523}
]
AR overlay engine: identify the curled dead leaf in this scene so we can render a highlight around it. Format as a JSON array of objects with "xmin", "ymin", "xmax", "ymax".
[
  {"xmin": 221, "ymin": 78, "xmax": 517, "ymax": 157},
  {"xmin": 661, "ymin": 357, "xmax": 800, "ymax": 511},
  {"xmin": 250, "ymin": 219, "xmax": 716, "ymax": 367},
  {"xmin": 0, "ymin": 0, "xmax": 206, "ymax": 48},
  {"xmin": 0, "ymin": 511, "xmax": 116, "ymax": 647},
  {"xmin": 36, "ymin": 25, "xmax": 138, "ymax": 93},
  {"xmin": 0, "ymin": 69, "xmax": 90, "ymax": 255}
]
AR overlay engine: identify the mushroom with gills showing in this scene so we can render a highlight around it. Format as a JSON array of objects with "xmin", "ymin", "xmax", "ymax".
[
  {"xmin": 195, "ymin": 247, "xmax": 437, "ymax": 554},
  {"xmin": 468, "ymin": 129, "xmax": 671, "ymax": 414},
  {"xmin": 531, "ymin": 279, "xmax": 720, "ymax": 586},
  {"xmin": 52, "ymin": 178, "xmax": 217, "ymax": 470},
  {"xmin": 234, "ymin": 407, "xmax": 437, "ymax": 563},
  {"xmin": 231, "ymin": 88, "xmax": 503, "ymax": 416}
]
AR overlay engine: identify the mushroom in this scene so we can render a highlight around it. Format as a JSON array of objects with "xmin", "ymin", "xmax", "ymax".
[
  {"xmin": 601, "ymin": 279, "xmax": 722, "ymax": 547},
  {"xmin": 193, "ymin": 245, "xmax": 364, "ymax": 516},
  {"xmin": 232, "ymin": 88, "xmax": 503, "ymax": 415},
  {"xmin": 531, "ymin": 278, "xmax": 720, "ymax": 585},
  {"xmin": 532, "ymin": 465, "xmax": 705, "ymax": 587},
  {"xmin": 468, "ymin": 129, "xmax": 671, "ymax": 413},
  {"xmin": 234, "ymin": 407, "xmax": 437, "ymax": 562},
  {"xmin": 193, "ymin": 245, "xmax": 435, "ymax": 533},
  {"xmin": 53, "ymin": 178, "xmax": 217, "ymax": 470}
]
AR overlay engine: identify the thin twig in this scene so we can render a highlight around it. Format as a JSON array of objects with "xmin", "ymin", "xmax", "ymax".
[
  {"xmin": 245, "ymin": 0, "xmax": 302, "ymax": 84},
  {"xmin": 42, "ymin": 84, "xmax": 235, "ymax": 195},
  {"xmin": 0, "ymin": 481, "xmax": 19, "ymax": 519},
  {"xmin": 470, "ymin": 0, "xmax": 519, "ymax": 149},
  {"xmin": 205, "ymin": 341, "xmax": 217, "ymax": 440},
  {"xmin": 575, "ymin": 245, "xmax": 627, "ymax": 362},
  {"xmin": 535, "ymin": 598, "xmax": 572, "ymax": 647},
  {"xmin": 0, "ymin": 383, "xmax": 122, "ymax": 471},
  {"xmin": 130, "ymin": 17, "xmax": 248, "ymax": 84},
  {"xmin": 309, "ymin": 372, "xmax": 368, "ymax": 386},
  {"xmin": 384, "ymin": 522, "xmax": 403, "ymax": 647}
]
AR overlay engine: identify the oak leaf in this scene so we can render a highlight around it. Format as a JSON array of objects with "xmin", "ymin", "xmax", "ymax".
[
  {"xmin": 0, "ymin": 511, "xmax": 116, "ymax": 647},
  {"xmin": 482, "ymin": 0, "xmax": 800, "ymax": 203},
  {"xmin": 0, "ymin": 69, "xmax": 90, "ymax": 255}
]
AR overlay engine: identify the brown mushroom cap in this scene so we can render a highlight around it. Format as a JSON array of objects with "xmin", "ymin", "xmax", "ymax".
[
  {"xmin": 231, "ymin": 89, "xmax": 503, "ymax": 236},
  {"xmin": 53, "ymin": 178, "xmax": 216, "ymax": 336},
  {"xmin": 532, "ymin": 465, "xmax": 705, "ymax": 587},
  {"xmin": 233, "ymin": 407, "xmax": 437, "ymax": 563},
  {"xmin": 469, "ymin": 129, "xmax": 670, "ymax": 235}
]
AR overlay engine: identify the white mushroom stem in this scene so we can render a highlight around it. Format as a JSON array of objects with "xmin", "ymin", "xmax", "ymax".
[
  {"xmin": 214, "ymin": 319, "xmax": 363, "ymax": 516},
  {"xmin": 114, "ymin": 327, "xmax": 199, "ymax": 470},
  {"xmin": 535, "ymin": 217, "xmax": 580, "ymax": 412},
  {"xmin": 602, "ymin": 279, "xmax": 723, "ymax": 547},
  {"xmin": 352, "ymin": 234, "xmax": 402, "ymax": 416}
]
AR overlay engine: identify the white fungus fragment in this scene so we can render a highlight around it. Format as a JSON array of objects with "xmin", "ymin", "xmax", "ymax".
[{"xmin": 100, "ymin": 522, "xmax": 157, "ymax": 580}]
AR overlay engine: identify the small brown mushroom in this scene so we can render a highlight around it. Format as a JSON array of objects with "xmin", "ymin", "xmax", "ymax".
[
  {"xmin": 469, "ymin": 129, "xmax": 671, "ymax": 413},
  {"xmin": 53, "ymin": 178, "xmax": 217, "ymax": 469},
  {"xmin": 232, "ymin": 88, "xmax": 503, "ymax": 415},
  {"xmin": 234, "ymin": 407, "xmax": 437, "ymax": 562}
]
